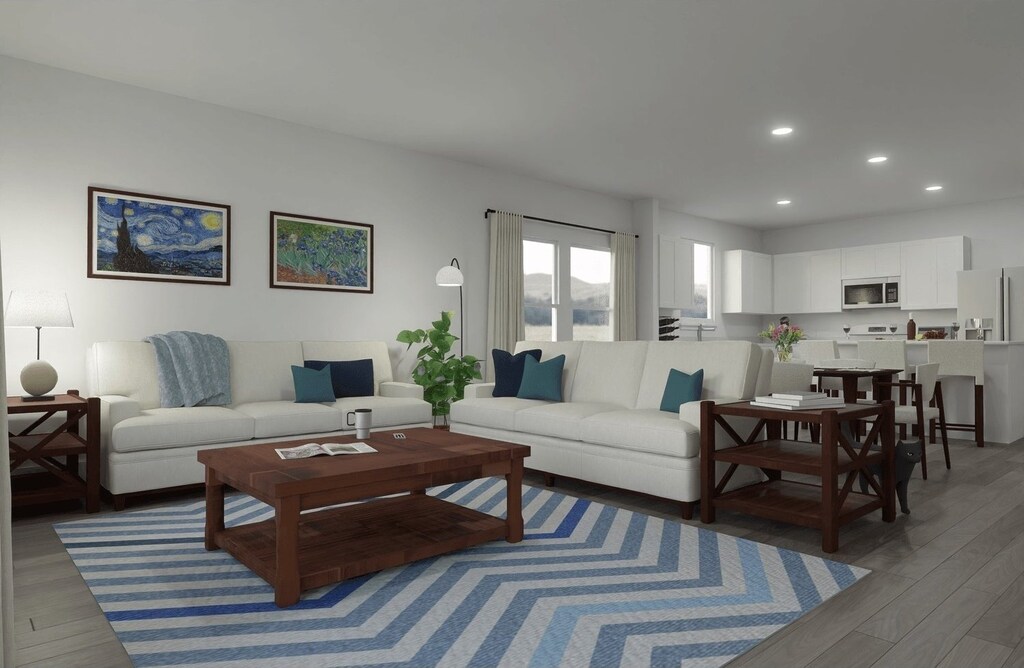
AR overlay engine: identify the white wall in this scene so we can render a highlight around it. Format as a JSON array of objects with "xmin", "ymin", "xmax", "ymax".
[
  {"xmin": 760, "ymin": 196, "xmax": 1024, "ymax": 339},
  {"xmin": 0, "ymin": 57, "xmax": 632, "ymax": 394},
  {"xmin": 655, "ymin": 207, "xmax": 765, "ymax": 341}
]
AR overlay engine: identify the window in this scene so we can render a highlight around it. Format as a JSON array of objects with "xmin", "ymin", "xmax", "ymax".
[
  {"xmin": 681, "ymin": 242, "xmax": 712, "ymax": 320},
  {"xmin": 522, "ymin": 239, "xmax": 612, "ymax": 341},
  {"xmin": 523, "ymin": 240, "xmax": 556, "ymax": 341}
]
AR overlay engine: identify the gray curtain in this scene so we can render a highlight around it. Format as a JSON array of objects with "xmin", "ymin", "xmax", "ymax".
[
  {"xmin": 612, "ymin": 231, "xmax": 637, "ymax": 341},
  {"xmin": 0, "ymin": 256, "xmax": 14, "ymax": 666},
  {"xmin": 485, "ymin": 210, "xmax": 524, "ymax": 380}
]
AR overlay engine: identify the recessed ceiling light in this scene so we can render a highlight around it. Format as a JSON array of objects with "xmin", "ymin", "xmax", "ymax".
[
  {"xmin": 771, "ymin": 127, "xmax": 794, "ymax": 136},
  {"xmin": 867, "ymin": 156, "xmax": 888, "ymax": 164},
  {"xmin": 777, "ymin": 199, "xmax": 792, "ymax": 206},
  {"xmin": 925, "ymin": 184, "xmax": 943, "ymax": 191}
]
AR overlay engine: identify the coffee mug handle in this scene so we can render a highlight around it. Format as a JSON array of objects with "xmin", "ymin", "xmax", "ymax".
[{"xmin": 346, "ymin": 411, "xmax": 355, "ymax": 427}]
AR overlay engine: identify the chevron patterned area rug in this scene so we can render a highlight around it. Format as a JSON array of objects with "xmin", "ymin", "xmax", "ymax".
[{"xmin": 55, "ymin": 478, "xmax": 867, "ymax": 667}]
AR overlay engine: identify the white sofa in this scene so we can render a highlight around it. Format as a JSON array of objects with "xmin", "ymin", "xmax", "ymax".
[
  {"xmin": 451, "ymin": 340, "xmax": 773, "ymax": 518},
  {"xmin": 86, "ymin": 340, "xmax": 431, "ymax": 507}
]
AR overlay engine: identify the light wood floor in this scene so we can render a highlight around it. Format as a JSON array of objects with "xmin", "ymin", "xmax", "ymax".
[{"xmin": 11, "ymin": 437, "xmax": 1024, "ymax": 667}]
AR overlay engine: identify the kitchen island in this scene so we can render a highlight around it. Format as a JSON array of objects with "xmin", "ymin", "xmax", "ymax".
[{"xmin": 836, "ymin": 340, "xmax": 1024, "ymax": 445}]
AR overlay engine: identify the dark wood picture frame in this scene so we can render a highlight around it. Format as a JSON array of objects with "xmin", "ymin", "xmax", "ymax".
[
  {"xmin": 270, "ymin": 211, "xmax": 374, "ymax": 294},
  {"xmin": 87, "ymin": 187, "xmax": 231, "ymax": 286}
]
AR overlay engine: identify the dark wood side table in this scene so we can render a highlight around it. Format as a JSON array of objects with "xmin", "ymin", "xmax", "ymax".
[
  {"xmin": 700, "ymin": 399, "xmax": 895, "ymax": 553},
  {"xmin": 8, "ymin": 390, "xmax": 100, "ymax": 513}
]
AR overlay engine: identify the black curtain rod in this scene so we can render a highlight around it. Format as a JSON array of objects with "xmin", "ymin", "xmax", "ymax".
[{"xmin": 485, "ymin": 209, "xmax": 639, "ymax": 239}]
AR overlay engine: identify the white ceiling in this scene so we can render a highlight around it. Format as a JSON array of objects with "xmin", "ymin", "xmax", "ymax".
[{"xmin": 2, "ymin": 0, "xmax": 1022, "ymax": 228}]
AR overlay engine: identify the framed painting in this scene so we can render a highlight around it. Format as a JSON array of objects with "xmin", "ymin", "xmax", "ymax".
[
  {"xmin": 88, "ymin": 187, "xmax": 230, "ymax": 285},
  {"xmin": 270, "ymin": 212, "xmax": 373, "ymax": 293}
]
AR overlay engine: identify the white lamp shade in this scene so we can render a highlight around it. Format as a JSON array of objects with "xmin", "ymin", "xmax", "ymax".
[
  {"xmin": 435, "ymin": 265, "xmax": 464, "ymax": 287},
  {"xmin": 4, "ymin": 290, "xmax": 74, "ymax": 328}
]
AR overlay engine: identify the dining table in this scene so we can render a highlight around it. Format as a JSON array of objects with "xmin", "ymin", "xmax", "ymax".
[{"xmin": 813, "ymin": 367, "xmax": 904, "ymax": 403}]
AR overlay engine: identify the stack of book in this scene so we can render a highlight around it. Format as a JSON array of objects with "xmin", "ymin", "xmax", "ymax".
[{"xmin": 750, "ymin": 391, "xmax": 846, "ymax": 410}]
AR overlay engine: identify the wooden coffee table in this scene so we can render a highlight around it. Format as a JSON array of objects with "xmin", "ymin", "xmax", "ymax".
[{"xmin": 197, "ymin": 428, "xmax": 530, "ymax": 607}]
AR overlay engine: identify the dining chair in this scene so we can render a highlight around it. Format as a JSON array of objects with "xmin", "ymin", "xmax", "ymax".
[
  {"xmin": 769, "ymin": 361, "xmax": 814, "ymax": 440},
  {"xmin": 926, "ymin": 340, "xmax": 985, "ymax": 449},
  {"xmin": 793, "ymin": 340, "xmax": 841, "ymax": 395},
  {"xmin": 856, "ymin": 340, "xmax": 909, "ymax": 404},
  {"xmin": 875, "ymin": 362, "xmax": 949, "ymax": 480}
]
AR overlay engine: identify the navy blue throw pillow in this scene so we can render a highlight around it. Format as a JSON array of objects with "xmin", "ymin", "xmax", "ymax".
[
  {"xmin": 492, "ymin": 348, "xmax": 543, "ymax": 397},
  {"xmin": 304, "ymin": 359, "xmax": 374, "ymax": 398}
]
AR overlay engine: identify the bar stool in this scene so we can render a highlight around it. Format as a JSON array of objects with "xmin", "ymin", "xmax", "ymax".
[{"xmin": 926, "ymin": 340, "xmax": 985, "ymax": 448}]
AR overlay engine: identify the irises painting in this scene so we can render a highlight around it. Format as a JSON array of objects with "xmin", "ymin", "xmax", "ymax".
[
  {"xmin": 88, "ymin": 187, "xmax": 230, "ymax": 285},
  {"xmin": 271, "ymin": 212, "xmax": 373, "ymax": 293}
]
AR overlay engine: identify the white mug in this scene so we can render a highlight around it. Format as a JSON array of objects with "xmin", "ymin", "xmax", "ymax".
[{"xmin": 347, "ymin": 408, "xmax": 372, "ymax": 439}]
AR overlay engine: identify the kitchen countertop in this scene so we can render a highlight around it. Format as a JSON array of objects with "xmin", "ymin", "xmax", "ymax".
[{"xmin": 836, "ymin": 340, "xmax": 1024, "ymax": 346}]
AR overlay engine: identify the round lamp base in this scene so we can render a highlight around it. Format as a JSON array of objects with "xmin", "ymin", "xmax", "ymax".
[{"xmin": 21, "ymin": 360, "xmax": 58, "ymax": 397}]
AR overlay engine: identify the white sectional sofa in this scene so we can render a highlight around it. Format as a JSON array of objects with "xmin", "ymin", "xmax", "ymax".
[
  {"xmin": 451, "ymin": 340, "xmax": 772, "ymax": 518},
  {"xmin": 86, "ymin": 340, "xmax": 431, "ymax": 507}
]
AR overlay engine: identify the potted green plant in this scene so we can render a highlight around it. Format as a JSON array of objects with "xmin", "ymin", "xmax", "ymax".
[{"xmin": 397, "ymin": 311, "xmax": 481, "ymax": 428}]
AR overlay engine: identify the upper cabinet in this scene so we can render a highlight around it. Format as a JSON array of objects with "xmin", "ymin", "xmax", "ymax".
[
  {"xmin": 722, "ymin": 250, "xmax": 773, "ymax": 314},
  {"xmin": 772, "ymin": 249, "xmax": 841, "ymax": 314},
  {"xmin": 900, "ymin": 236, "xmax": 970, "ymax": 310},
  {"xmin": 841, "ymin": 243, "xmax": 900, "ymax": 279},
  {"xmin": 658, "ymin": 236, "xmax": 695, "ymax": 309}
]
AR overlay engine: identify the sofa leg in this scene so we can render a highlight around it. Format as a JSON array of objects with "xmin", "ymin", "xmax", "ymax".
[
  {"xmin": 543, "ymin": 474, "xmax": 556, "ymax": 487},
  {"xmin": 681, "ymin": 501, "xmax": 696, "ymax": 521},
  {"xmin": 113, "ymin": 494, "xmax": 127, "ymax": 511}
]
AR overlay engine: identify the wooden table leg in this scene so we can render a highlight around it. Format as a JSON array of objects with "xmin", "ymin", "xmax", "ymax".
[
  {"xmin": 204, "ymin": 467, "xmax": 225, "ymax": 551},
  {"xmin": 821, "ymin": 413, "xmax": 839, "ymax": 553},
  {"xmin": 505, "ymin": 458, "xmax": 524, "ymax": 543},
  {"xmin": 85, "ymin": 397, "xmax": 101, "ymax": 513},
  {"xmin": 274, "ymin": 496, "xmax": 301, "ymax": 607},
  {"xmin": 700, "ymin": 401, "xmax": 716, "ymax": 524},
  {"xmin": 881, "ymin": 401, "xmax": 896, "ymax": 522}
]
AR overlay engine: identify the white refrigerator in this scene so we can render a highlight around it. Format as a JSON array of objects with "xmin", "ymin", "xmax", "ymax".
[{"xmin": 956, "ymin": 267, "xmax": 1024, "ymax": 341}]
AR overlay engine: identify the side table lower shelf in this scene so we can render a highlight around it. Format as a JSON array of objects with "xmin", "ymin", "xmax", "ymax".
[{"xmin": 714, "ymin": 480, "xmax": 886, "ymax": 528}]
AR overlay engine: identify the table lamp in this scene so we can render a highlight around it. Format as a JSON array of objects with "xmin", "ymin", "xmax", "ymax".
[
  {"xmin": 435, "ymin": 258, "xmax": 464, "ymax": 356},
  {"xmin": 4, "ymin": 290, "xmax": 74, "ymax": 400}
]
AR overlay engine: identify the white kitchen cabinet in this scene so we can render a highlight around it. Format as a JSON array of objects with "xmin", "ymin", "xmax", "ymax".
[
  {"xmin": 900, "ymin": 236, "xmax": 970, "ymax": 310},
  {"xmin": 809, "ymin": 249, "xmax": 842, "ymax": 312},
  {"xmin": 722, "ymin": 250, "xmax": 773, "ymax": 314},
  {"xmin": 773, "ymin": 252, "xmax": 811, "ymax": 314},
  {"xmin": 658, "ymin": 236, "xmax": 695, "ymax": 309},
  {"xmin": 841, "ymin": 243, "xmax": 900, "ymax": 279}
]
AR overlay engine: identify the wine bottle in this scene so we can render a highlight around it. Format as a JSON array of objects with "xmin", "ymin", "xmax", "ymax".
[{"xmin": 906, "ymin": 312, "xmax": 917, "ymax": 340}]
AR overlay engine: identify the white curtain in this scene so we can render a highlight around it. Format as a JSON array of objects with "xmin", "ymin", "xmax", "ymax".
[
  {"xmin": 0, "ymin": 256, "xmax": 15, "ymax": 666},
  {"xmin": 486, "ymin": 210, "xmax": 524, "ymax": 380},
  {"xmin": 611, "ymin": 231, "xmax": 637, "ymax": 341}
]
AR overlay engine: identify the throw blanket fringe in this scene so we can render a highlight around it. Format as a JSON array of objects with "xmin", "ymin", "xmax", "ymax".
[{"xmin": 144, "ymin": 331, "xmax": 231, "ymax": 407}]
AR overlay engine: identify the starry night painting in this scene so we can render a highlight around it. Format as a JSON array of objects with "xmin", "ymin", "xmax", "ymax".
[
  {"xmin": 88, "ymin": 187, "xmax": 230, "ymax": 285},
  {"xmin": 270, "ymin": 212, "xmax": 373, "ymax": 293}
]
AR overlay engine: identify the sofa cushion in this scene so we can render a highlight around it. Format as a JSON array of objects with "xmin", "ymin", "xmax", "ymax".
[
  {"xmin": 234, "ymin": 401, "xmax": 345, "ymax": 438},
  {"xmin": 660, "ymin": 368, "xmax": 704, "ymax": 412},
  {"xmin": 450, "ymin": 397, "xmax": 548, "ymax": 432},
  {"xmin": 571, "ymin": 341, "xmax": 648, "ymax": 407},
  {"xmin": 291, "ymin": 365, "xmax": 336, "ymax": 403},
  {"xmin": 492, "ymin": 348, "xmax": 542, "ymax": 397},
  {"xmin": 332, "ymin": 396, "xmax": 432, "ymax": 429},
  {"xmin": 110, "ymin": 407, "xmax": 255, "ymax": 453},
  {"xmin": 580, "ymin": 409, "xmax": 701, "ymax": 459},
  {"xmin": 228, "ymin": 341, "xmax": 305, "ymax": 405},
  {"xmin": 515, "ymin": 402, "xmax": 620, "ymax": 441},
  {"xmin": 518, "ymin": 355, "xmax": 565, "ymax": 401},
  {"xmin": 304, "ymin": 359, "xmax": 374, "ymax": 398}
]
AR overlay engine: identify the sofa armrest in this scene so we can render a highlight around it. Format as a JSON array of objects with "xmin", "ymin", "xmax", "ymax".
[
  {"xmin": 96, "ymin": 395, "xmax": 141, "ymax": 455},
  {"xmin": 379, "ymin": 381, "xmax": 424, "ymax": 400},
  {"xmin": 462, "ymin": 383, "xmax": 495, "ymax": 399},
  {"xmin": 679, "ymin": 398, "xmax": 764, "ymax": 447}
]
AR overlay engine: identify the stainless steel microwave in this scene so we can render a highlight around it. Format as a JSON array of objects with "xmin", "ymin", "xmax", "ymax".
[{"xmin": 842, "ymin": 277, "xmax": 900, "ymax": 309}]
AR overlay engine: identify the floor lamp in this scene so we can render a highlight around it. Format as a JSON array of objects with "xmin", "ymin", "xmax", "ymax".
[{"xmin": 435, "ymin": 258, "xmax": 464, "ymax": 356}]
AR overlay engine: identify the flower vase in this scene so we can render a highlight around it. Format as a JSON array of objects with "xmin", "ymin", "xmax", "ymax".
[
  {"xmin": 433, "ymin": 414, "xmax": 451, "ymax": 431},
  {"xmin": 776, "ymin": 346, "xmax": 793, "ymax": 363}
]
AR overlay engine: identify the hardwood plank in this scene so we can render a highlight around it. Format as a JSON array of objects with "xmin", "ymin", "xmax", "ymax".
[
  {"xmin": 14, "ymin": 626, "xmax": 119, "ymax": 666},
  {"xmin": 969, "ymin": 574, "xmax": 1024, "ymax": 648},
  {"xmin": 964, "ymin": 534, "xmax": 1024, "ymax": 595},
  {"xmin": 936, "ymin": 635, "xmax": 1012, "ymax": 668},
  {"xmin": 806, "ymin": 631, "xmax": 893, "ymax": 668},
  {"xmin": 18, "ymin": 638, "xmax": 132, "ymax": 668},
  {"xmin": 871, "ymin": 586, "xmax": 998, "ymax": 667},
  {"xmin": 16, "ymin": 614, "xmax": 114, "ymax": 650},
  {"xmin": 1003, "ymin": 637, "xmax": 1024, "ymax": 668}
]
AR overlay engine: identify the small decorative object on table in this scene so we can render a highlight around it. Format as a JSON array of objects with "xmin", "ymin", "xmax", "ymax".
[{"xmin": 759, "ymin": 318, "xmax": 806, "ymax": 362}]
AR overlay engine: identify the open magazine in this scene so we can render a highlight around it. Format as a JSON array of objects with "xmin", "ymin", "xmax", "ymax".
[{"xmin": 275, "ymin": 442, "xmax": 377, "ymax": 460}]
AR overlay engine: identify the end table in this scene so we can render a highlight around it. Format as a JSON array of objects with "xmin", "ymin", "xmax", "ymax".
[{"xmin": 8, "ymin": 390, "xmax": 100, "ymax": 513}]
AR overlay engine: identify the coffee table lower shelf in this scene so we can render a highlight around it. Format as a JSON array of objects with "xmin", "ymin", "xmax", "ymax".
[
  {"xmin": 714, "ymin": 480, "xmax": 884, "ymax": 528},
  {"xmin": 214, "ymin": 494, "xmax": 508, "ymax": 594}
]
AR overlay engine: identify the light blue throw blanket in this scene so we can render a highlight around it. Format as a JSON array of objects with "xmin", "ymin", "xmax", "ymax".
[{"xmin": 144, "ymin": 331, "xmax": 231, "ymax": 408}]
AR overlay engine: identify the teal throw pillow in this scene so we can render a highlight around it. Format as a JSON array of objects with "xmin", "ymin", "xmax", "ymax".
[
  {"xmin": 660, "ymin": 368, "xmax": 704, "ymax": 412},
  {"xmin": 291, "ymin": 365, "xmax": 335, "ymax": 403},
  {"xmin": 517, "ymin": 354, "xmax": 565, "ymax": 401}
]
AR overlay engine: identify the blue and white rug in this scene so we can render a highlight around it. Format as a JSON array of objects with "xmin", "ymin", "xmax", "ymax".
[{"xmin": 55, "ymin": 478, "xmax": 867, "ymax": 667}]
